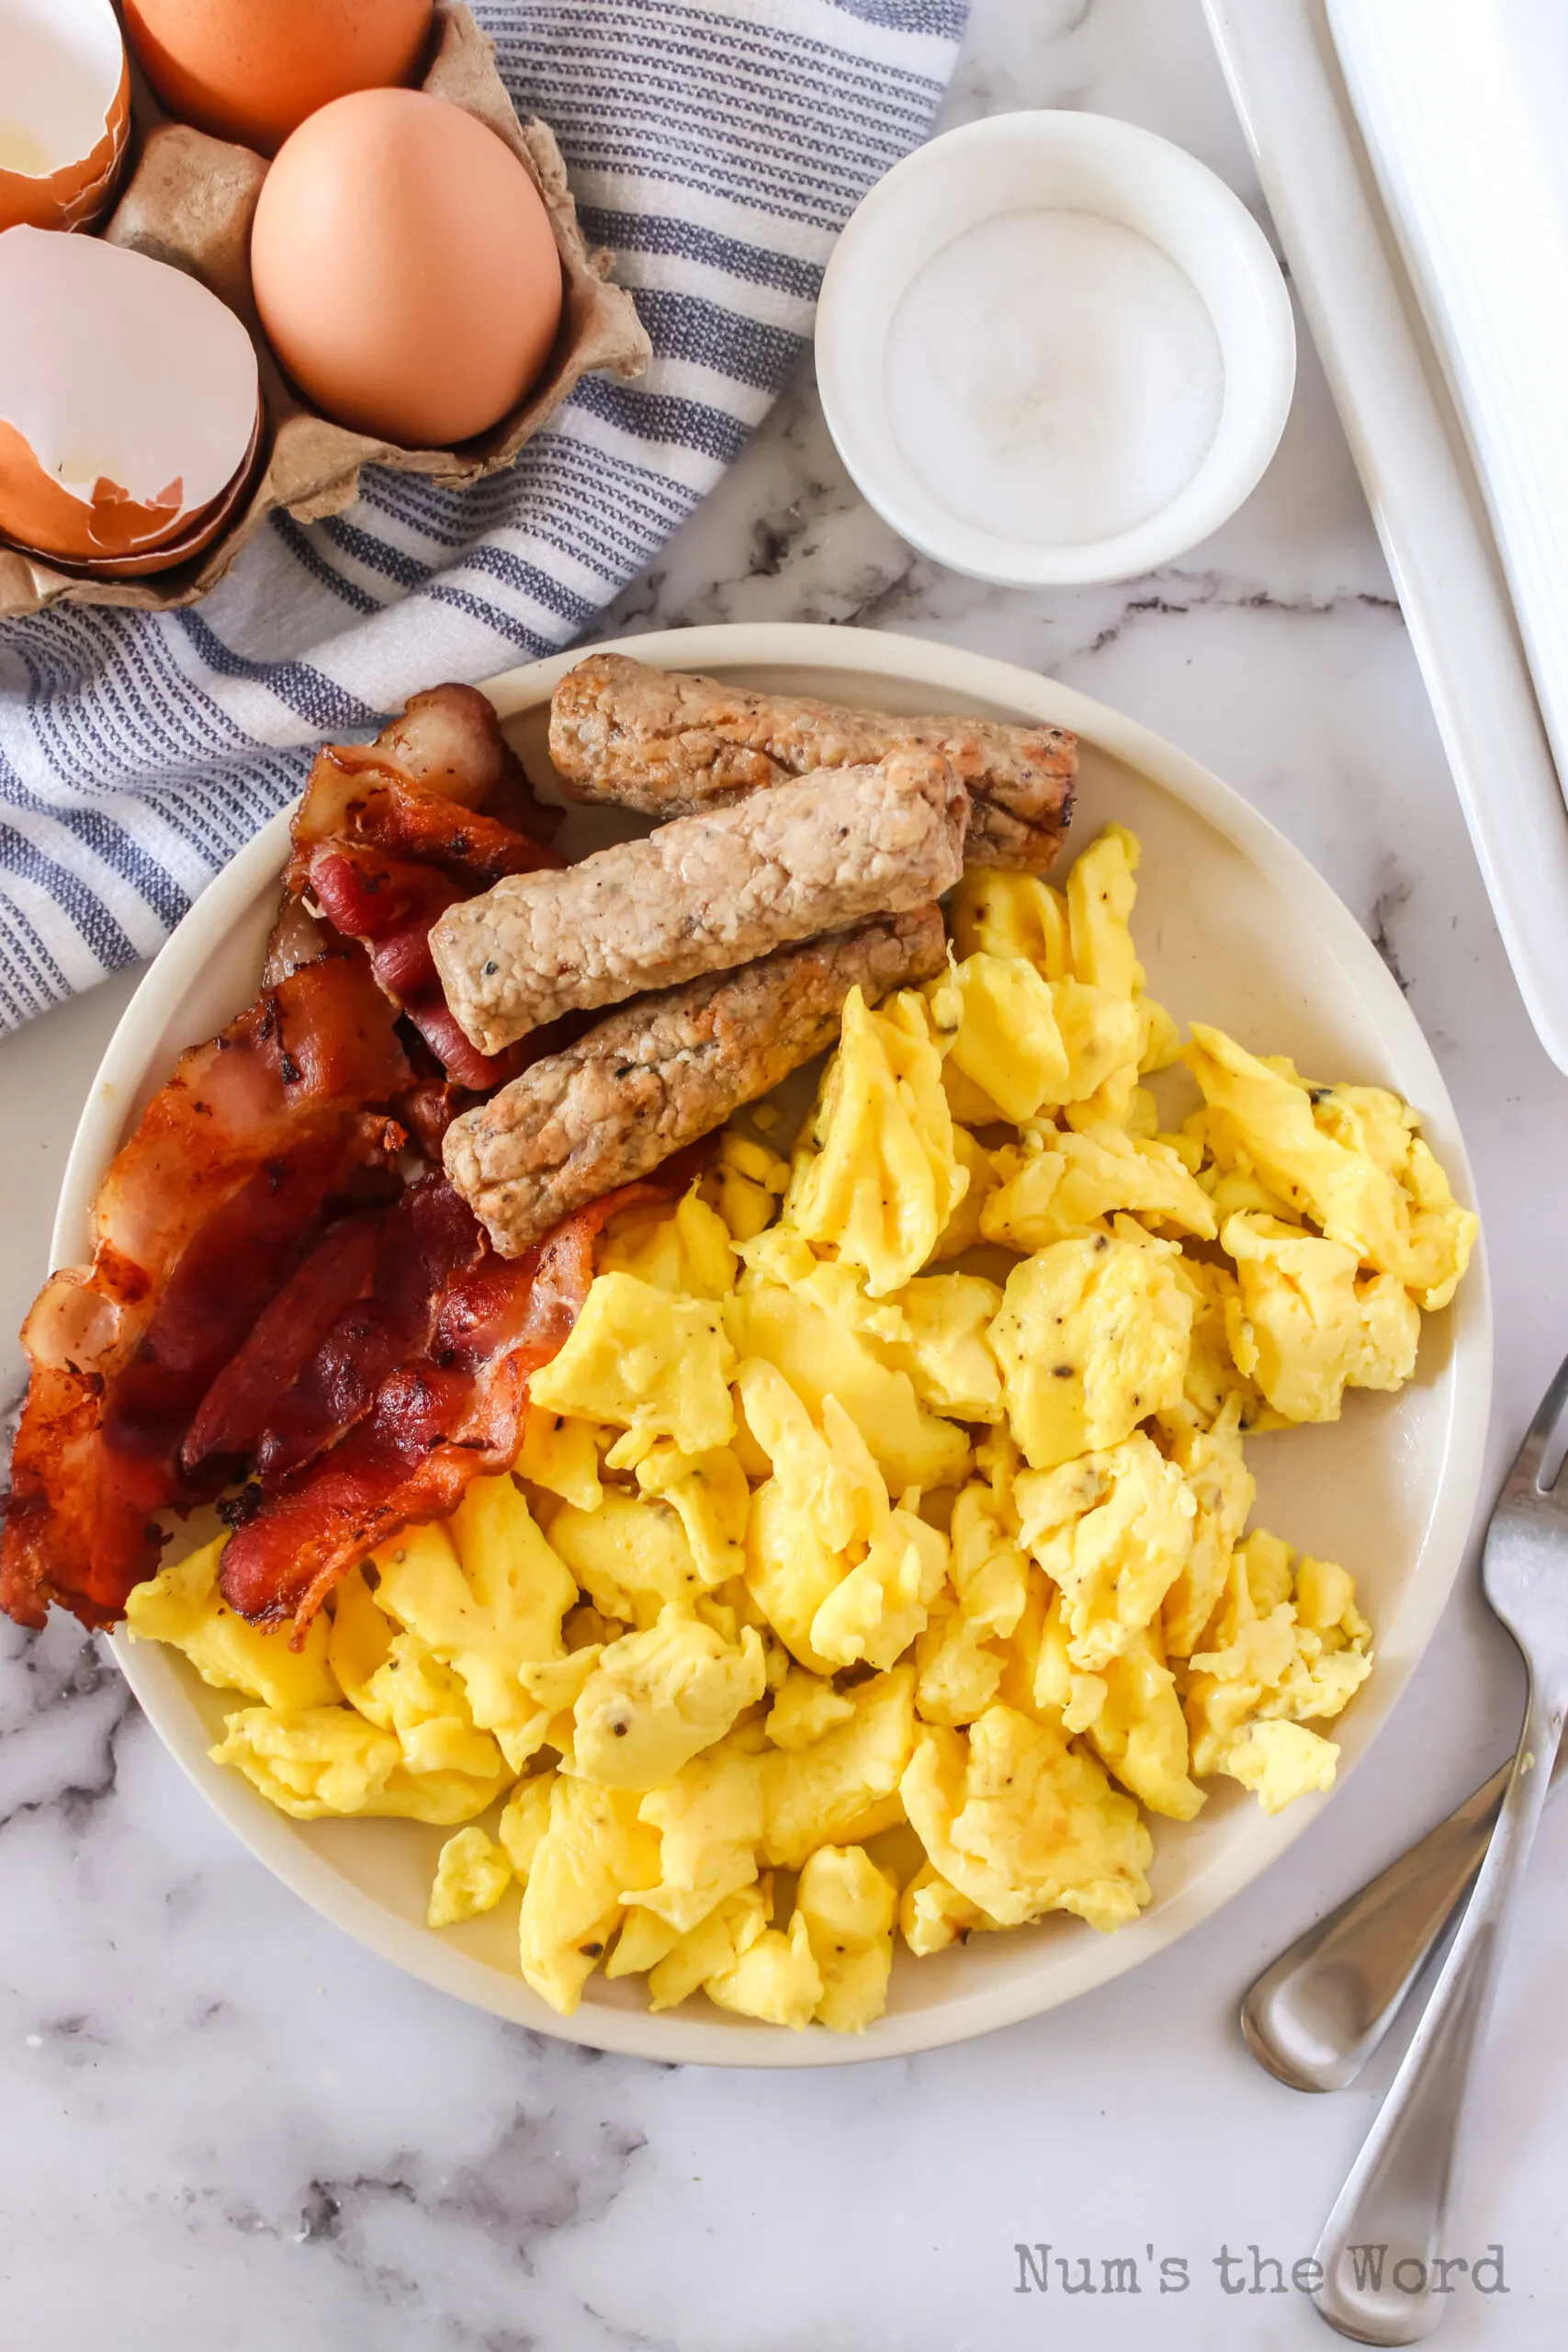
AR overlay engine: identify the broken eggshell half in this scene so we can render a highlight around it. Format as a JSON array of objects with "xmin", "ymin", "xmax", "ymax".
[
  {"xmin": 0, "ymin": 0, "xmax": 131, "ymax": 234},
  {"xmin": 44, "ymin": 402, "xmax": 265, "ymax": 578},
  {"xmin": 0, "ymin": 225, "xmax": 261, "ymax": 570}
]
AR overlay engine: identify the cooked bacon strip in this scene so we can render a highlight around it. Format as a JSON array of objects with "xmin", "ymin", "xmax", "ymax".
[
  {"xmin": 0, "ymin": 952, "xmax": 412, "ymax": 1632},
  {"xmin": 104, "ymin": 1132, "xmax": 396, "ymax": 1478},
  {"xmin": 288, "ymin": 755, "xmax": 563, "ymax": 899},
  {"xmin": 262, "ymin": 893, "xmax": 333, "ymax": 986},
  {"xmin": 376, "ymin": 681, "xmax": 561, "ymax": 842},
  {"xmin": 218, "ymin": 1180, "xmax": 670, "ymax": 1635},
  {"xmin": 280, "ymin": 685, "xmax": 566, "ymax": 1099},
  {"xmin": 401, "ymin": 998, "xmax": 514, "ymax": 1097},
  {"xmin": 246, "ymin": 1174, "xmax": 482, "ymax": 1486},
  {"xmin": 309, "ymin": 847, "xmax": 461, "ymax": 1001},
  {"xmin": 393, "ymin": 1041, "xmax": 478, "ymax": 1166},
  {"xmin": 180, "ymin": 1217, "xmax": 382, "ymax": 1473}
]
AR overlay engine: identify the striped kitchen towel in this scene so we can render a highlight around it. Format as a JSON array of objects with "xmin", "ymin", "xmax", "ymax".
[{"xmin": 0, "ymin": 0, "xmax": 965, "ymax": 1032}]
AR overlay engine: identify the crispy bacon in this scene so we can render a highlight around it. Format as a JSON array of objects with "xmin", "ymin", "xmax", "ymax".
[
  {"xmin": 371, "ymin": 682, "xmax": 561, "ymax": 842},
  {"xmin": 179, "ymin": 1216, "xmax": 383, "ymax": 1473},
  {"xmin": 247, "ymin": 1174, "xmax": 482, "ymax": 1485},
  {"xmin": 400, "ymin": 996, "xmax": 515, "ymax": 1096},
  {"xmin": 2, "ymin": 685, "xmax": 647, "ymax": 1644},
  {"xmin": 218, "ymin": 1180, "xmax": 671, "ymax": 1635},
  {"xmin": 309, "ymin": 847, "xmax": 458, "ymax": 1000},
  {"xmin": 288, "ymin": 752, "xmax": 564, "ymax": 897},
  {"xmin": 0, "ymin": 952, "xmax": 412, "ymax": 1631},
  {"xmin": 280, "ymin": 686, "xmax": 565, "ymax": 1096},
  {"xmin": 103, "ymin": 1133, "xmax": 398, "ymax": 1480}
]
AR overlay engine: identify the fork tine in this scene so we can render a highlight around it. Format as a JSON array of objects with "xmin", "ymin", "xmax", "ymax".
[{"xmin": 1509, "ymin": 1349, "xmax": 1568, "ymax": 1494}]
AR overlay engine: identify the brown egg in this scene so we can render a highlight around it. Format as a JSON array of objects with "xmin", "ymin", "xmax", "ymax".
[
  {"xmin": 250, "ymin": 90, "xmax": 564, "ymax": 449},
  {"xmin": 121, "ymin": 0, "xmax": 432, "ymax": 157}
]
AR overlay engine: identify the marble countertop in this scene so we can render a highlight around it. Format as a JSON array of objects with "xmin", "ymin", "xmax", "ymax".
[{"xmin": 6, "ymin": 2, "xmax": 1568, "ymax": 2346}]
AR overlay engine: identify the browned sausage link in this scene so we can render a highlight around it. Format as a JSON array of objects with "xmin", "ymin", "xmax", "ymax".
[
  {"xmin": 442, "ymin": 907, "xmax": 948, "ymax": 1258},
  {"xmin": 547, "ymin": 650, "xmax": 1076, "ymax": 872},
  {"xmin": 431, "ymin": 748, "xmax": 967, "ymax": 1055}
]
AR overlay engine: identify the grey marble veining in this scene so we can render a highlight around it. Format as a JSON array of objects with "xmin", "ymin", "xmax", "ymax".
[{"xmin": 4, "ymin": 2, "xmax": 1568, "ymax": 2346}]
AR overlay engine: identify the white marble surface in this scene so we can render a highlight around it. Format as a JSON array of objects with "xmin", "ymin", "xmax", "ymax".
[{"xmin": 5, "ymin": 2, "xmax": 1568, "ymax": 2345}]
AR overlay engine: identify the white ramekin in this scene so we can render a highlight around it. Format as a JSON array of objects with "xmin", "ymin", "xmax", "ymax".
[{"xmin": 815, "ymin": 110, "xmax": 1297, "ymax": 587}]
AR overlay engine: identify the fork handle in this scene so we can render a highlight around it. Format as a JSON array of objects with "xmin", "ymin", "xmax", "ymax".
[
  {"xmin": 1314, "ymin": 1679, "xmax": 1563, "ymax": 2345},
  {"xmin": 1240, "ymin": 1758, "xmax": 1516, "ymax": 2092}
]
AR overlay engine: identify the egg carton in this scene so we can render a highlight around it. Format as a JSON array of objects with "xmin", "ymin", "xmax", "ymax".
[{"xmin": 0, "ymin": 2, "xmax": 651, "ymax": 618}]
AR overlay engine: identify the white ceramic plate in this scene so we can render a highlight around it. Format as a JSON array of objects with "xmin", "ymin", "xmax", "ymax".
[{"xmin": 58, "ymin": 624, "xmax": 1491, "ymax": 2067}]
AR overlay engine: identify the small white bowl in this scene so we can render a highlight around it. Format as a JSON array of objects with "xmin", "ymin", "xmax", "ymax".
[{"xmin": 816, "ymin": 111, "xmax": 1297, "ymax": 587}]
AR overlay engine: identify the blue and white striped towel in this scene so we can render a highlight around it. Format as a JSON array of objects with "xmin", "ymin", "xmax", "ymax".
[{"xmin": 0, "ymin": 0, "xmax": 964, "ymax": 1032}]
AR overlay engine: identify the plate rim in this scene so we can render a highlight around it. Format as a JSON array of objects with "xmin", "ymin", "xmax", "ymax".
[{"xmin": 53, "ymin": 620, "xmax": 1491, "ymax": 2069}]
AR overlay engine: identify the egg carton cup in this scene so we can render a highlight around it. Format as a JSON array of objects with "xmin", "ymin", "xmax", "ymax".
[{"xmin": 0, "ymin": 2, "xmax": 651, "ymax": 619}]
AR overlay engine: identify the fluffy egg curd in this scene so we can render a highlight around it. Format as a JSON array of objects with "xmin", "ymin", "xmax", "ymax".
[{"xmin": 126, "ymin": 824, "xmax": 1478, "ymax": 2034}]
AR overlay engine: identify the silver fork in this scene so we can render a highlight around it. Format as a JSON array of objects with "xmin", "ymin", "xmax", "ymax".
[
  {"xmin": 1313, "ymin": 1351, "xmax": 1568, "ymax": 2344},
  {"xmin": 1240, "ymin": 1744, "xmax": 1566, "ymax": 2095}
]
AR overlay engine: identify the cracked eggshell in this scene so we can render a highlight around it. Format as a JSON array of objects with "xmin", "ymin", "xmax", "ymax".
[
  {"xmin": 0, "ymin": 0, "xmax": 131, "ymax": 233},
  {"xmin": 0, "ymin": 226, "xmax": 261, "ymax": 568}
]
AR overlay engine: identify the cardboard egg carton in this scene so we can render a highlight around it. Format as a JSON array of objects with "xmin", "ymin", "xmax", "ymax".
[{"xmin": 0, "ymin": 2, "xmax": 650, "ymax": 618}]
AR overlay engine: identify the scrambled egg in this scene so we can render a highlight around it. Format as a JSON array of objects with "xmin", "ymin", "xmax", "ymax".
[
  {"xmin": 1221, "ymin": 1212, "xmax": 1419, "ymax": 1422},
  {"xmin": 599, "ymin": 1187, "xmax": 738, "ymax": 1299},
  {"xmin": 1015, "ymin": 1434, "xmax": 1197, "ymax": 1673},
  {"xmin": 982, "ymin": 1123, "xmax": 1217, "ymax": 1250},
  {"xmin": 928, "ymin": 952, "xmax": 1070, "ymax": 1124},
  {"xmin": 428, "ymin": 1826, "xmax": 513, "ymax": 1928},
  {"xmin": 571, "ymin": 1609, "xmax": 766, "ymax": 1788},
  {"xmin": 518, "ymin": 1774, "xmax": 661, "ymax": 2013},
  {"xmin": 130, "ymin": 825, "xmax": 1476, "ymax": 2035},
  {"xmin": 725, "ymin": 1270, "xmax": 970, "ymax": 1494},
  {"xmin": 762, "ymin": 1665, "xmax": 917, "ymax": 1870},
  {"xmin": 1179, "ymin": 1529, "xmax": 1373, "ymax": 1808},
  {"xmin": 943, "ymin": 830, "xmax": 1178, "ymax": 1122},
  {"xmin": 990, "ymin": 1232, "xmax": 1194, "ymax": 1470},
  {"xmin": 527, "ymin": 1270, "xmax": 737, "ymax": 1453},
  {"xmin": 901, "ymin": 1707, "xmax": 1154, "ymax": 1934},
  {"xmin": 740, "ymin": 1363, "xmax": 947, "ymax": 1676},
  {"xmin": 784, "ymin": 986, "xmax": 965, "ymax": 1295},
  {"xmin": 914, "ymin": 1482, "xmax": 1030, "ymax": 1727},
  {"xmin": 126, "ymin": 1534, "xmax": 339, "ymax": 1713},
  {"xmin": 1185, "ymin": 1023, "xmax": 1476, "ymax": 1310},
  {"xmin": 796, "ymin": 1844, "xmax": 898, "ymax": 2032}
]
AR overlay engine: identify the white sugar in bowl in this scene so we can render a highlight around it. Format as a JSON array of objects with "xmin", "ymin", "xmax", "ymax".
[{"xmin": 816, "ymin": 111, "xmax": 1296, "ymax": 587}]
